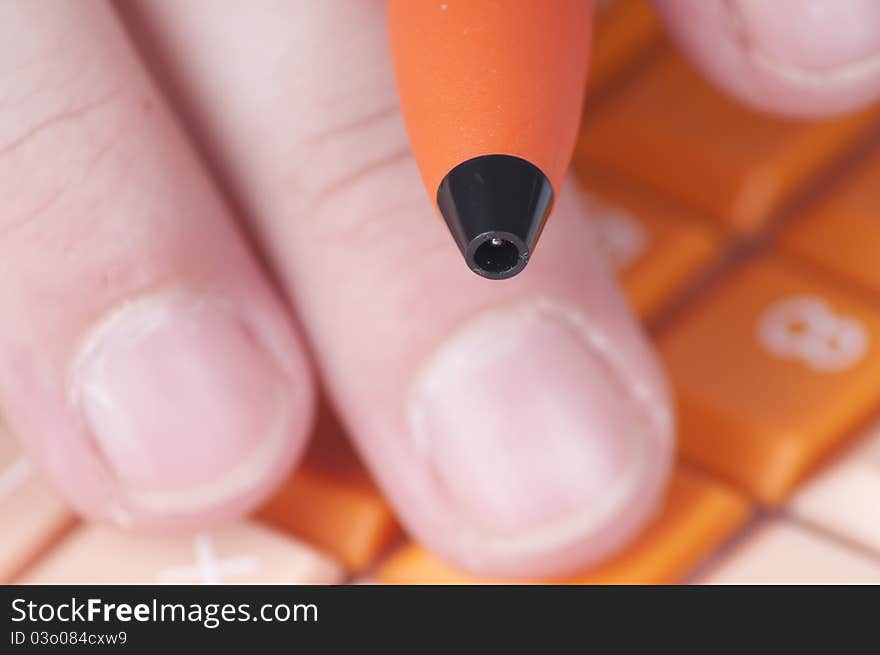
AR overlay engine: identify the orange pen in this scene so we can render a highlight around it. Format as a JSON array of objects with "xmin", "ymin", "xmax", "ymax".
[{"xmin": 387, "ymin": 0, "xmax": 592, "ymax": 279}]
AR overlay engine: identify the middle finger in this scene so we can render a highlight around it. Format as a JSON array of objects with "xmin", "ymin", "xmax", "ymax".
[{"xmin": 124, "ymin": 0, "xmax": 674, "ymax": 577}]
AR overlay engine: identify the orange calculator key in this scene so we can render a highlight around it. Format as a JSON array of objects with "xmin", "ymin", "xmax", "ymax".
[
  {"xmin": 377, "ymin": 467, "xmax": 750, "ymax": 584},
  {"xmin": 789, "ymin": 418, "xmax": 880, "ymax": 556},
  {"xmin": 21, "ymin": 521, "xmax": 343, "ymax": 584},
  {"xmin": 0, "ymin": 424, "xmax": 73, "ymax": 583},
  {"xmin": 578, "ymin": 171, "xmax": 719, "ymax": 319},
  {"xmin": 659, "ymin": 253, "xmax": 880, "ymax": 504},
  {"xmin": 698, "ymin": 521, "xmax": 880, "ymax": 584},
  {"xmin": 256, "ymin": 406, "xmax": 399, "ymax": 572},
  {"xmin": 588, "ymin": 0, "xmax": 660, "ymax": 96},
  {"xmin": 577, "ymin": 51, "xmax": 876, "ymax": 233},
  {"xmin": 782, "ymin": 147, "xmax": 880, "ymax": 295}
]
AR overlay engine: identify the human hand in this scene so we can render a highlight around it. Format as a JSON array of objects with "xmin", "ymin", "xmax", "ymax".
[{"xmin": 2, "ymin": 0, "xmax": 878, "ymax": 578}]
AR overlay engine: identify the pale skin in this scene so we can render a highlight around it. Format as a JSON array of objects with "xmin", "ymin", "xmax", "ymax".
[{"xmin": 2, "ymin": 0, "xmax": 879, "ymax": 577}]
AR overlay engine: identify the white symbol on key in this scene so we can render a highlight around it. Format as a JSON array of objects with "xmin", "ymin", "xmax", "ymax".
[
  {"xmin": 157, "ymin": 534, "xmax": 260, "ymax": 584},
  {"xmin": 583, "ymin": 194, "xmax": 648, "ymax": 270},
  {"xmin": 0, "ymin": 455, "xmax": 31, "ymax": 499},
  {"xmin": 756, "ymin": 295, "xmax": 869, "ymax": 372}
]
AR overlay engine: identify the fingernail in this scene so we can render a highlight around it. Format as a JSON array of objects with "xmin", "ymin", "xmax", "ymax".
[
  {"xmin": 71, "ymin": 292, "xmax": 298, "ymax": 517},
  {"xmin": 729, "ymin": 0, "xmax": 880, "ymax": 85},
  {"xmin": 409, "ymin": 299, "xmax": 661, "ymax": 555}
]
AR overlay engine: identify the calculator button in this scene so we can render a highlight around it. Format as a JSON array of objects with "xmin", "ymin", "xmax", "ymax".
[
  {"xmin": 377, "ymin": 467, "xmax": 750, "ymax": 584},
  {"xmin": 589, "ymin": 0, "xmax": 660, "ymax": 95},
  {"xmin": 579, "ymin": 172, "xmax": 719, "ymax": 319},
  {"xmin": 659, "ymin": 254, "xmax": 880, "ymax": 504},
  {"xmin": 789, "ymin": 419, "xmax": 880, "ymax": 556},
  {"xmin": 577, "ymin": 51, "xmax": 876, "ymax": 233},
  {"xmin": 698, "ymin": 521, "xmax": 880, "ymax": 584},
  {"xmin": 781, "ymin": 148, "xmax": 880, "ymax": 294},
  {"xmin": 256, "ymin": 407, "xmax": 399, "ymax": 572},
  {"xmin": 21, "ymin": 521, "xmax": 343, "ymax": 584},
  {"xmin": 0, "ymin": 425, "xmax": 73, "ymax": 582}
]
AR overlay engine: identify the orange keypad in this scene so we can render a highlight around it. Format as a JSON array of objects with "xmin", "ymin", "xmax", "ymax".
[
  {"xmin": 659, "ymin": 253, "xmax": 880, "ymax": 505},
  {"xmin": 21, "ymin": 521, "xmax": 343, "ymax": 584},
  {"xmin": 377, "ymin": 467, "xmax": 750, "ymax": 584},
  {"xmin": 588, "ymin": 0, "xmax": 660, "ymax": 96},
  {"xmin": 698, "ymin": 521, "xmax": 880, "ymax": 584},
  {"xmin": 578, "ymin": 171, "xmax": 719, "ymax": 319},
  {"xmin": 256, "ymin": 407, "xmax": 399, "ymax": 572},
  {"xmin": 577, "ymin": 51, "xmax": 876, "ymax": 233},
  {"xmin": 782, "ymin": 147, "xmax": 880, "ymax": 295},
  {"xmin": 0, "ymin": 424, "xmax": 73, "ymax": 583}
]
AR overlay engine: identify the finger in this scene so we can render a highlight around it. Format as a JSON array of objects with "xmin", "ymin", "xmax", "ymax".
[
  {"xmin": 652, "ymin": 0, "xmax": 880, "ymax": 116},
  {"xmin": 0, "ymin": 1, "xmax": 314, "ymax": 527},
  {"xmin": 125, "ymin": 0, "xmax": 673, "ymax": 576}
]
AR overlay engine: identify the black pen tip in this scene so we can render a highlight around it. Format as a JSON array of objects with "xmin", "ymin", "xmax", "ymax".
[{"xmin": 437, "ymin": 155, "xmax": 554, "ymax": 280}]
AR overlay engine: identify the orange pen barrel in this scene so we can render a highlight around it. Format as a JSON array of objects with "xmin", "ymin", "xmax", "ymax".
[{"xmin": 387, "ymin": 0, "xmax": 592, "ymax": 279}]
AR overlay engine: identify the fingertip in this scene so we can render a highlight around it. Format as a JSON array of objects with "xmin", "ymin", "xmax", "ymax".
[
  {"xmin": 380, "ymin": 180, "xmax": 677, "ymax": 577},
  {"xmin": 654, "ymin": 0, "xmax": 880, "ymax": 117},
  {"xmin": 398, "ymin": 297, "xmax": 674, "ymax": 578},
  {"xmin": 16, "ymin": 289, "xmax": 317, "ymax": 531}
]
